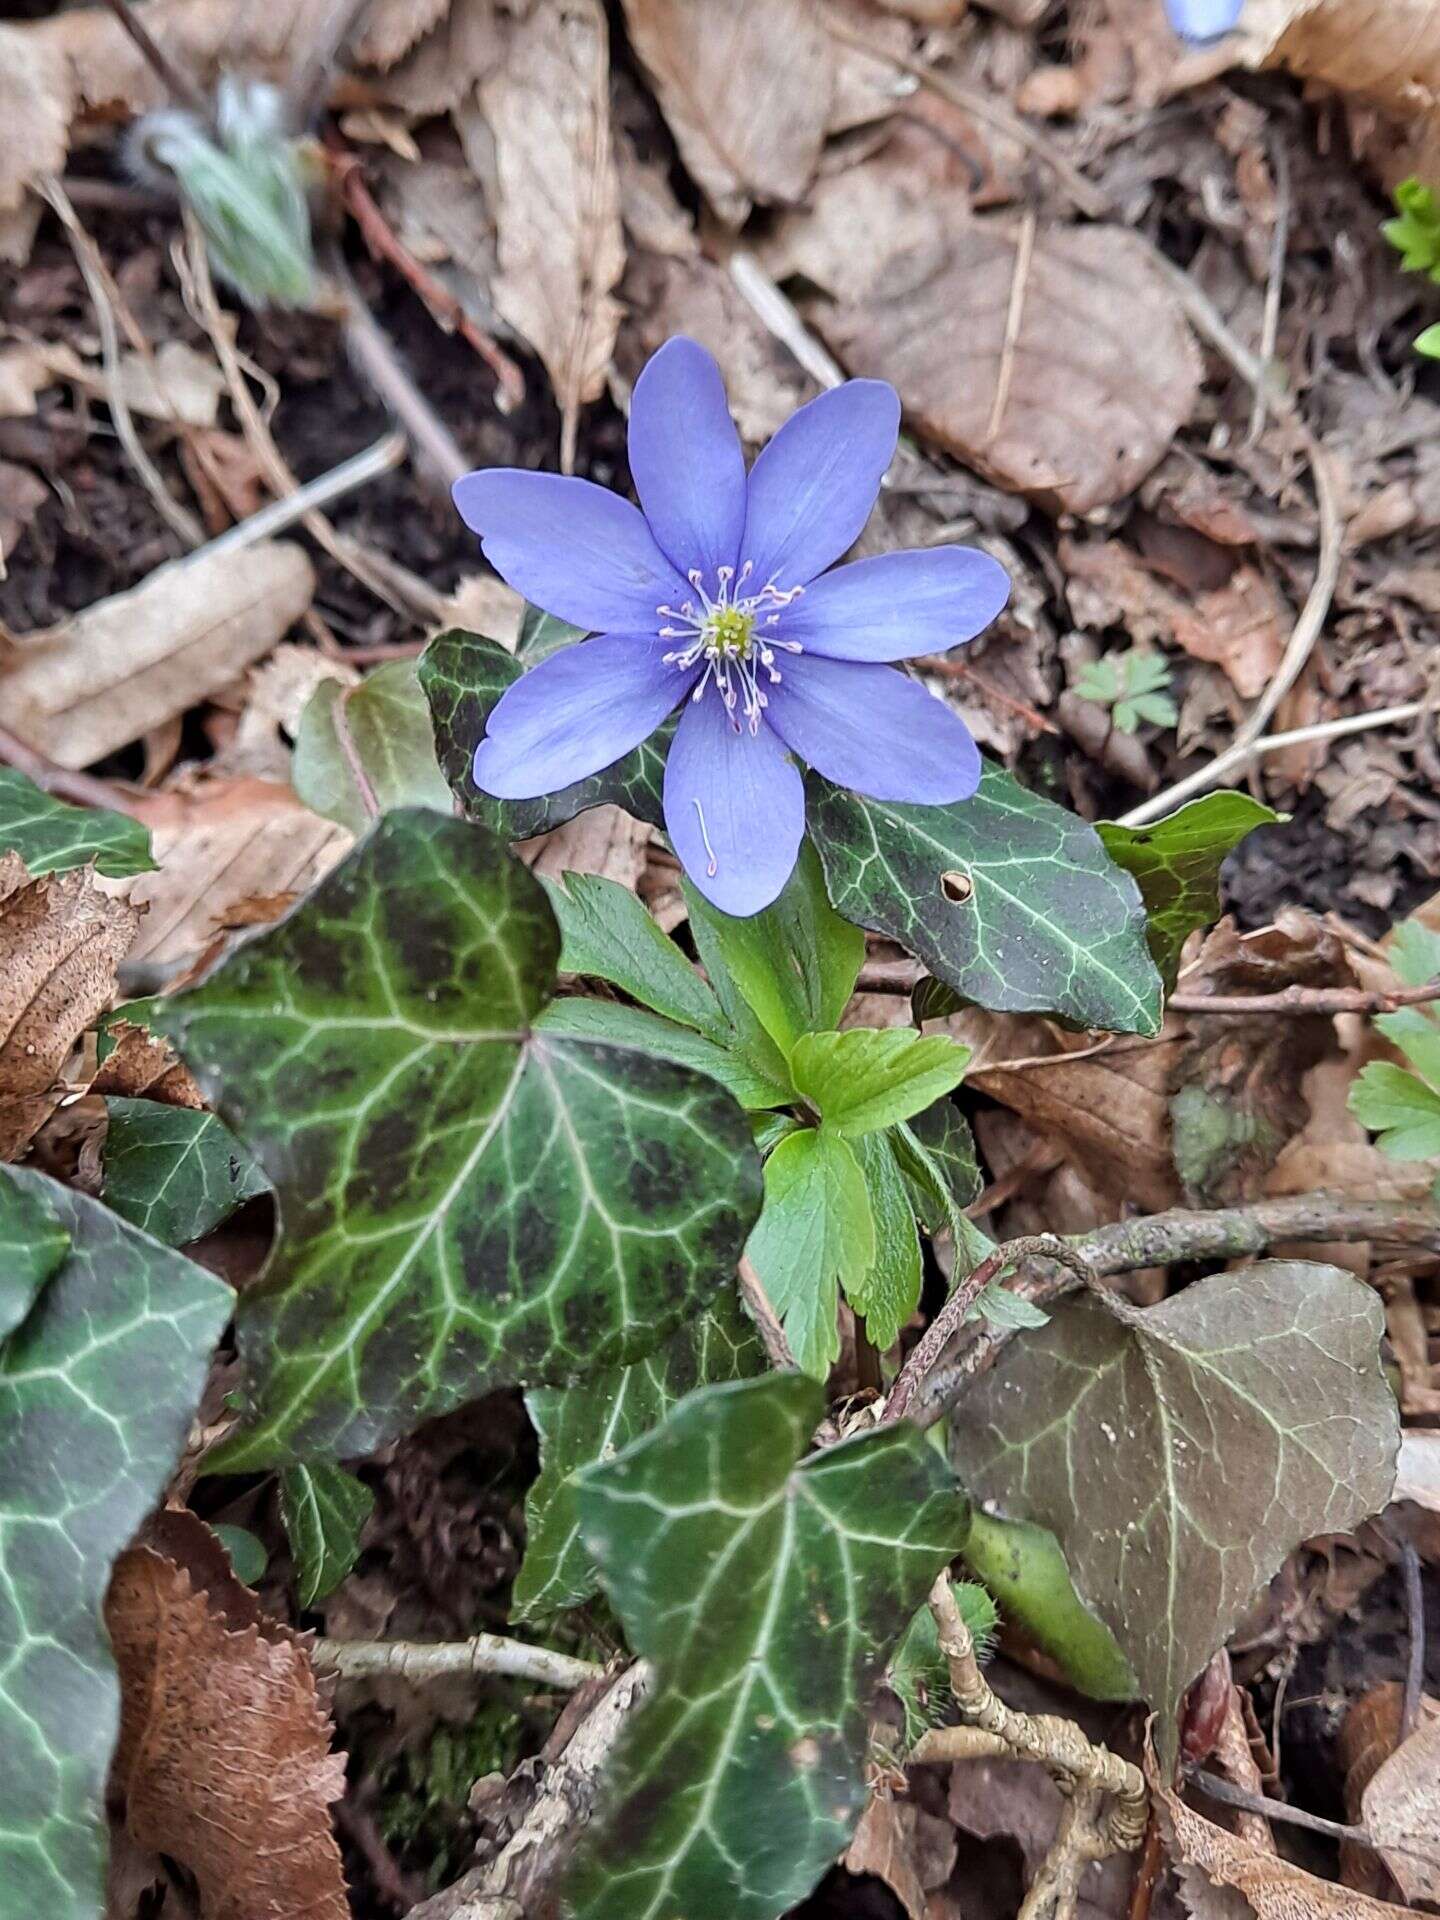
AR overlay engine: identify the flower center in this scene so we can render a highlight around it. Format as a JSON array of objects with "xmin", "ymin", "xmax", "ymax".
[{"xmin": 658, "ymin": 563, "xmax": 805, "ymax": 734}]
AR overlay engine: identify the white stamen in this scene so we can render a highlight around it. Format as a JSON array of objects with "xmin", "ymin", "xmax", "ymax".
[
  {"xmin": 652, "ymin": 559, "xmax": 806, "ymax": 738},
  {"xmin": 693, "ymin": 799, "xmax": 719, "ymax": 877}
]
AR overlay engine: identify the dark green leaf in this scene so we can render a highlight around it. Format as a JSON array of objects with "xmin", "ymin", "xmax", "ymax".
[
  {"xmin": 542, "ymin": 872, "xmax": 728, "ymax": 1040},
  {"xmin": 892, "ymin": 1099, "xmax": 983, "ymax": 1238},
  {"xmin": 950, "ymin": 1261, "xmax": 1397, "ymax": 1760},
  {"xmin": 0, "ymin": 1174, "xmax": 68, "ymax": 1341},
  {"xmin": 850, "ymin": 1133, "xmax": 922, "ymax": 1351},
  {"xmin": 151, "ymin": 810, "xmax": 762, "ymax": 1470},
  {"xmin": 0, "ymin": 1169, "xmax": 232, "ymax": 1919},
  {"xmin": 681, "ymin": 842, "xmax": 864, "ymax": 1055},
  {"xmin": 566, "ymin": 1373, "xmax": 971, "ymax": 1920},
  {"xmin": 291, "ymin": 659, "xmax": 453, "ymax": 837},
  {"xmin": 102, "ymin": 1098, "xmax": 268, "ymax": 1247},
  {"xmin": 790, "ymin": 1029, "xmax": 970, "ymax": 1138},
  {"xmin": 0, "ymin": 767, "xmax": 155, "ymax": 879},
  {"xmin": 518, "ymin": 604, "xmax": 588, "ymax": 662},
  {"xmin": 515, "ymin": 1286, "xmax": 766, "ymax": 1621},
  {"xmin": 212, "ymin": 1524, "xmax": 268, "ymax": 1585},
  {"xmin": 420, "ymin": 630, "xmax": 666, "ymax": 839},
  {"xmin": 973, "ymin": 1284, "xmax": 1049, "ymax": 1330},
  {"xmin": 807, "ymin": 768, "xmax": 1162, "ymax": 1036},
  {"xmin": 1097, "ymin": 794, "xmax": 1279, "ymax": 989},
  {"xmin": 279, "ymin": 1463, "xmax": 374, "ymax": 1608},
  {"xmin": 745, "ymin": 1127, "xmax": 874, "ymax": 1378},
  {"xmin": 536, "ymin": 997, "xmax": 791, "ymax": 1111},
  {"xmin": 959, "ymin": 1508, "xmax": 1134, "ymax": 1702}
]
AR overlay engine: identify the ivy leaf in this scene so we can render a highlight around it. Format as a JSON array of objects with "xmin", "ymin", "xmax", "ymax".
[
  {"xmin": 790, "ymin": 1029, "xmax": 970, "ymax": 1138},
  {"xmin": 681, "ymin": 842, "xmax": 864, "ymax": 1056},
  {"xmin": 537, "ymin": 997, "xmax": 791, "ymax": 1111},
  {"xmin": 807, "ymin": 768, "xmax": 1162, "ymax": 1036},
  {"xmin": 1097, "ymin": 794, "xmax": 1279, "ymax": 989},
  {"xmin": 949, "ymin": 1261, "xmax": 1398, "ymax": 1761},
  {"xmin": 514, "ymin": 1285, "xmax": 766, "ymax": 1621},
  {"xmin": 0, "ymin": 766, "xmax": 156, "ymax": 879},
  {"xmin": 0, "ymin": 1168, "xmax": 232, "ymax": 1918},
  {"xmin": 1348, "ymin": 1061, "xmax": 1440, "ymax": 1160},
  {"xmin": 151, "ymin": 810, "xmax": 762, "ymax": 1470},
  {"xmin": 565, "ymin": 1373, "xmax": 971, "ymax": 1920},
  {"xmin": 745, "ymin": 1128, "xmax": 874, "ymax": 1378},
  {"xmin": 292, "ymin": 659, "xmax": 453, "ymax": 837},
  {"xmin": 892, "ymin": 1098, "xmax": 983, "ymax": 1238},
  {"xmin": 851, "ymin": 1133, "xmax": 923, "ymax": 1351},
  {"xmin": 518, "ymin": 603, "xmax": 589, "ymax": 662},
  {"xmin": 0, "ymin": 1172, "xmax": 68, "ymax": 1341},
  {"xmin": 420, "ymin": 630, "xmax": 666, "ymax": 839},
  {"xmin": 542, "ymin": 871, "xmax": 729, "ymax": 1041},
  {"xmin": 279, "ymin": 1464, "xmax": 374, "ymax": 1608},
  {"xmin": 102, "ymin": 1098, "xmax": 268, "ymax": 1247}
]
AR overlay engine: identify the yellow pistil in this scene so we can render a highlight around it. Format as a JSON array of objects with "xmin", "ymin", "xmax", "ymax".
[{"xmin": 706, "ymin": 605, "xmax": 756, "ymax": 657}]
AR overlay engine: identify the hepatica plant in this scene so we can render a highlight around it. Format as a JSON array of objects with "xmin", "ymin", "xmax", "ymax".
[{"xmin": 454, "ymin": 337, "xmax": 1009, "ymax": 914}]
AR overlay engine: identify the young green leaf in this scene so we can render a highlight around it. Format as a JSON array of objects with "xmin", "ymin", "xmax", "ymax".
[
  {"xmin": 1348, "ymin": 1060, "xmax": 1440, "ymax": 1160},
  {"xmin": 887, "ymin": 1580, "xmax": 999, "ymax": 1748},
  {"xmin": 102, "ymin": 1098, "xmax": 268, "ymax": 1247},
  {"xmin": 950, "ymin": 1260, "xmax": 1397, "ymax": 1762},
  {"xmin": 565, "ymin": 1373, "xmax": 971, "ymax": 1920},
  {"xmin": 0, "ymin": 1172, "xmax": 69, "ymax": 1341},
  {"xmin": 0, "ymin": 766, "xmax": 156, "ymax": 879},
  {"xmin": 745, "ymin": 1127, "xmax": 875, "ymax": 1378},
  {"xmin": 536, "ymin": 996, "xmax": 791, "ymax": 1111},
  {"xmin": 850, "ymin": 1133, "xmax": 923, "ymax": 1351},
  {"xmin": 279, "ymin": 1463, "xmax": 375, "ymax": 1608},
  {"xmin": 541, "ymin": 870, "xmax": 729, "ymax": 1040},
  {"xmin": 0, "ymin": 1169, "xmax": 232, "ymax": 1920},
  {"xmin": 790, "ymin": 1028, "xmax": 970, "ymax": 1137},
  {"xmin": 292, "ymin": 659, "xmax": 453, "ymax": 837},
  {"xmin": 1074, "ymin": 648, "xmax": 1176, "ymax": 733},
  {"xmin": 959, "ymin": 1509, "xmax": 1135, "ymax": 1702},
  {"xmin": 1417, "ymin": 322, "xmax": 1440, "ymax": 358},
  {"xmin": 893, "ymin": 1098, "xmax": 983, "ymax": 1238},
  {"xmin": 807, "ymin": 767, "xmax": 1164, "ymax": 1037},
  {"xmin": 973, "ymin": 1284, "xmax": 1050, "ymax": 1330},
  {"xmin": 1387, "ymin": 917, "xmax": 1440, "ymax": 987},
  {"xmin": 151, "ymin": 810, "xmax": 762, "ymax": 1470},
  {"xmin": 515, "ymin": 1286, "xmax": 766, "ymax": 1621},
  {"xmin": 211, "ymin": 1523, "xmax": 268, "ymax": 1585}
]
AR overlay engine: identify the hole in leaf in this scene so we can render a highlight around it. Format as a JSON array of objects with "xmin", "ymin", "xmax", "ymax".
[{"xmin": 940, "ymin": 869, "xmax": 973, "ymax": 905}]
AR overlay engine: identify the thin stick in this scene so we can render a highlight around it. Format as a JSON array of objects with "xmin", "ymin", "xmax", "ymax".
[
  {"xmin": 0, "ymin": 722, "xmax": 147, "ymax": 816},
  {"xmin": 1187, "ymin": 1771, "xmax": 1368, "ymax": 1847},
  {"xmin": 313, "ymin": 1632, "xmax": 602, "ymax": 1692},
  {"xmin": 1169, "ymin": 980, "xmax": 1440, "ymax": 1018},
  {"xmin": 1247, "ymin": 138, "xmax": 1291, "ymax": 445},
  {"xmin": 728, "ymin": 251, "xmax": 846, "ymax": 390},
  {"xmin": 330, "ymin": 251, "xmax": 470, "ymax": 491},
  {"xmin": 825, "ymin": 18, "xmax": 1109, "ymax": 219},
  {"xmin": 987, "ymin": 209, "xmax": 1037, "ymax": 445},
  {"xmin": 200, "ymin": 432, "xmax": 405, "ymax": 559},
  {"xmin": 918, "ymin": 652, "xmax": 1062, "ymax": 736},
  {"xmin": 101, "ymin": 0, "xmax": 210, "ymax": 117},
  {"xmin": 1400, "ymin": 1541, "xmax": 1425, "ymax": 1743}
]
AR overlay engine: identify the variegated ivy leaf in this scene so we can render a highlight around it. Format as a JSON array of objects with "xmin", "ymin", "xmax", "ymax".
[
  {"xmin": 0, "ymin": 766, "xmax": 156, "ymax": 880},
  {"xmin": 279, "ymin": 1463, "xmax": 374, "ymax": 1608},
  {"xmin": 101, "ymin": 1098, "xmax": 267, "ymax": 1247},
  {"xmin": 0, "ymin": 1172, "xmax": 69, "ymax": 1341},
  {"xmin": 565, "ymin": 1373, "xmax": 971, "ymax": 1920},
  {"xmin": 151, "ymin": 809, "xmax": 762, "ymax": 1470},
  {"xmin": 949, "ymin": 1261, "xmax": 1398, "ymax": 1762}
]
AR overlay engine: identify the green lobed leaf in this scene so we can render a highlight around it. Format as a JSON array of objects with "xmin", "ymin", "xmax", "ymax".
[
  {"xmin": 959, "ymin": 1508, "xmax": 1134, "ymax": 1702},
  {"xmin": 536, "ymin": 997, "xmax": 791, "ymax": 1111},
  {"xmin": 565, "ymin": 1372, "xmax": 971, "ymax": 1920},
  {"xmin": 790, "ymin": 1028, "xmax": 970, "ymax": 1138},
  {"xmin": 514, "ymin": 1284, "xmax": 766, "ymax": 1621},
  {"xmin": 1097, "ymin": 794, "xmax": 1279, "ymax": 990},
  {"xmin": 420, "ymin": 630, "xmax": 667, "ymax": 840},
  {"xmin": 745, "ymin": 1127, "xmax": 874, "ymax": 1378},
  {"xmin": 0, "ymin": 1174, "xmax": 69, "ymax": 1342},
  {"xmin": 1376, "ymin": 1005, "xmax": 1440, "ymax": 1086},
  {"xmin": 292, "ymin": 659, "xmax": 454, "ymax": 837},
  {"xmin": 0, "ymin": 1168, "xmax": 233, "ymax": 1920},
  {"xmin": 151, "ymin": 810, "xmax": 762, "ymax": 1470},
  {"xmin": 542, "ymin": 871, "xmax": 729, "ymax": 1041},
  {"xmin": 681, "ymin": 842, "xmax": 864, "ymax": 1056},
  {"xmin": 807, "ymin": 767, "xmax": 1163, "ymax": 1036},
  {"xmin": 949, "ymin": 1260, "xmax": 1398, "ymax": 1762},
  {"xmin": 1348, "ymin": 1060, "xmax": 1440, "ymax": 1160},
  {"xmin": 850, "ymin": 1133, "xmax": 923, "ymax": 1351},
  {"xmin": 892, "ymin": 1098, "xmax": 983, "ymax": 1238},
  {"xmin": 1387, "ymin": 917, "xmax": 1440, "ymax": 987},
  {"xmin": 279, "ymin": 1463, "xmax": 375, "ymax": 1608},
  {"xmin": 0, "ymin": 767, "xmax": 155, "ymax": 879},
  {"xmin": 102, "ymin": 1098, "xmax": 268, "ymax": 1247}
]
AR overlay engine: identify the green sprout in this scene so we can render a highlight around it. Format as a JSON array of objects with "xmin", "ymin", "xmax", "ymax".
[
  {"xmin": 1348, "ymin": 917, "xmax": 1440, "ymax": 1192},
  {"xmin": 1073, "ymin": 648, "xmax": 1177, "ymax": 734},
  {"xmin": 1382, "ymin": 177, "xmax": 1440, "ymax": 360}
]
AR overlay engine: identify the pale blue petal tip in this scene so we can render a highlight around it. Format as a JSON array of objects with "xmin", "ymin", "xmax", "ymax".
[{"xmin": 1164, "ymin": 0, "xmax": 1244, "ymax": 41}]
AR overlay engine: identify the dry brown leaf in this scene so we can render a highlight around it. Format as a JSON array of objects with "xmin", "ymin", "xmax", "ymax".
[
  {"xmin": 1243, "ymin": 1, "xmax": 1440, "ymax": 128},
  {"xmin": 108, "ymin": 1531, "xmax": 348, "ymax": 1920},
  {"xmin": 1394, "ymin": 1431, "xmax": 1440, "ymax": 1511},
  {"xmin": 0, "ymin": 853, "xmax": 139, "ymax": 1160},
  {"xmin": 372, "ymin": 0, "xmax": 506, "ymax": 116},
  {"xmin": 0, "ymin": 24, "xmax": 67, "ymax": 214},
  {"xmin": 124, "ymin": 780, "xmax": 350, "ymax": 976},
  {"xmin": 355, "ymin": 0, "xmax": 453, "ymax": 68},
  {"xmin": 0, "ymin": 459, "xmax": 48, "ymax": 567},
  {"xmin": 843, "ymin": 1794, "xmax": 953, "ymax": 1920},
  {"xmin": 1363, "ymin": 1716, "xmax": 1440, "ymax": 1905},
  {"xmin": 620, "ymin": 0, "xmax": 833, "ymax": 225},
  {"xmin": 1172, "ymin": 568, "xmax": 1289, "ymax": 701},
  {"xmin": 1, "ymin": 540, "xmax": 315, "ymax": 770},
  {"xmin": 1339, "ymin": 1686, "xmax": 1440, "ymax": 1901},
  {"xmin": 519, "ymin": 804, "xmax": 652, "ymax": 891},
  {"xmin": 0, "ymin": 342, "xmax": 64, "ymax": 418},
  {"xmin": 481, "ymin": 0, "xmax": 623, "ymax": 467},
  {"xmin": 93, "ymin": 1021, "xmax": 205, "ymax": 1109}
]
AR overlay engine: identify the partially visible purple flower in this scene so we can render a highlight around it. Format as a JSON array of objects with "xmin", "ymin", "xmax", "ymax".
[
  {"xmin": 454, "ymin": 338, "xmax": 1009, "ymax": 917},
  {"xmin": 1162, "ymin": 0, "xmax": 1243, "ymax": 42}
]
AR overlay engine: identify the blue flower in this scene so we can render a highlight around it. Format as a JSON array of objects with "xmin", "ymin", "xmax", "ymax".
[
  {"xmin": 1162, "ymin": 0, "xmax": 1243, "ymax": 41},
  {"xmin": 454, "ymin": 338, "xmax": 1009, "ymax": 916}
]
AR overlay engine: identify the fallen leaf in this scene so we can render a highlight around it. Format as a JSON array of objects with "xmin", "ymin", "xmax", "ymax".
[
  {"xmin": 371, "ymin": 0, "xmax": 507, "ymax": 115},
  {"xmin": 1172, "ymin": 567, "xmax": 1289, "ymax": 701},
  {"xmin": 481, "ymin": 0, "xmax": 623, "ymax": 465},
  {"xmin": 107, "ymin": 341, "xmax": 227, "ymax": 430},
  {"xmin": 844, "ymin": 1794, "xmax": 953, "ymax": 1920},
  {"xmin": 354, "ymin": 0, "xmax": 452, "ymax": 68},
  {"xmin": 0, "ymin": 24, "xmax": 67, "ymax": 215},
  {"xmin": 94, "ymin": 1022, "xmax": 205, "ymax": 1110},
  {"xmin": 1394, "ymin": 1430, "xmax": 1440, "ymax": 1510},
  {"xmin": 1242, "ymin": 2, "xmax": 1440, "ymax": 140},
  {"xmin": 0, "ymin": 854, "xmax": 139, "ymax": 1160},
  {"xmin": 0, "ymin": 458, "xmax": 47, "ymax": 565},
  {"xmin": 2, "ymin": 541, "xmax": 315, "ymax": 770},
  {"xmin": 1364, "ymin": 1718, "xmax": 1440, "ymax": 1905},
  {"xmin": 518, "ymin": 804, "xmax": 653, "ymax": 891},
  {"xmin": 620, "ymin": 0, "xmax": 833, "ymax": 224},
  {"xmin": 440, "ymin": 573, "xmax": 525, "ymax": 645},
  {"xmin": 108, "ymin": 1521, "xmax": 348, "ymax": 1920},
  {"xmin": 0, "ymin": 342, "xmax": 63, "ymax": 417},
  {"xmin": 1340, "ymin": 1686, "xmax": 1440, "ymax": 1902}
]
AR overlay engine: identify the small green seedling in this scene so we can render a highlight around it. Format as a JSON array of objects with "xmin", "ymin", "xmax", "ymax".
[
  {"xmin": 1073, "ymin": 648, "xmax": 1177, "ymax": 733},
  {"xmin": 1382, "ymin": 177, "xmax": 1440, "ymax": 359}
]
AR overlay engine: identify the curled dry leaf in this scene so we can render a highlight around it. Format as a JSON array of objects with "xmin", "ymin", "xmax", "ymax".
[
  {"xmin": 1242, "ymin": 2, "xmax": 1440, "ymax": 151},
  {"xmin": 0, "ymin": 24, "xmax": 67, "ymax": 216},
  {"xmin": 93, "ymin": 1023, "xmax": 205, "ymax": 1110},
  {"xmin": 108, "ymin": 1524, "xmax": 348, "ymax": 1920},
  {"xmin": 2, "ymin": 541, "xmax": 316, "ymax": 771},
  {"xmin": 0, "ymin": 853, "xmax": 139, "ymax": 1161},
  {"xmin": 481, "ymin": 0, "xmax": 623, "ymax": 466},
  {"xmin": 620, "ymin": 0, "xmax": 833, "ymax": 225},
  {"xmin": 1362, "ymin": 1714, "xmax": 1440, "ymax": 1907}
]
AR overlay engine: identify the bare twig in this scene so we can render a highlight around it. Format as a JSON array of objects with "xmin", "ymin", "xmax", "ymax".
[
  {"xmin": 0, "ymin": 722, "xmax": 147, "ymax": 817},
  {"xmin": 1187, "ymin": 1770, "xmax": 1369, "ymax": 1846},
  {"xmin": 199, "ymin": 432, "xmax": 406, "ymax": 559},
  {"xmin": 917, "ymin": 652, "xmax": 1062, "ymax": 736},
  {"xmin": 100, "ymin": 0, "xmax": 210, "ymax": 117},
  {"xmin": 1247, "ymin": 138, "xmax": 1291, "ymax": 445},
  {"xmin": 1400, "ymin": 1540, "xmax": 1425, "ymax": 1743},
  {"xmin": 728, "ymin": 251, "xmax": 846, "ymax": 389},
  {"xmin": 313, "ymin": 1633, "xmax": 602, "ymax": 1692},
  {"xmin": 988, "ymin": 209, "xmax": 1037, "ymax": 445},
  {"xmin": 1168, "ymin": 980, "xmax": 1440, "ymax": 1018}
]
